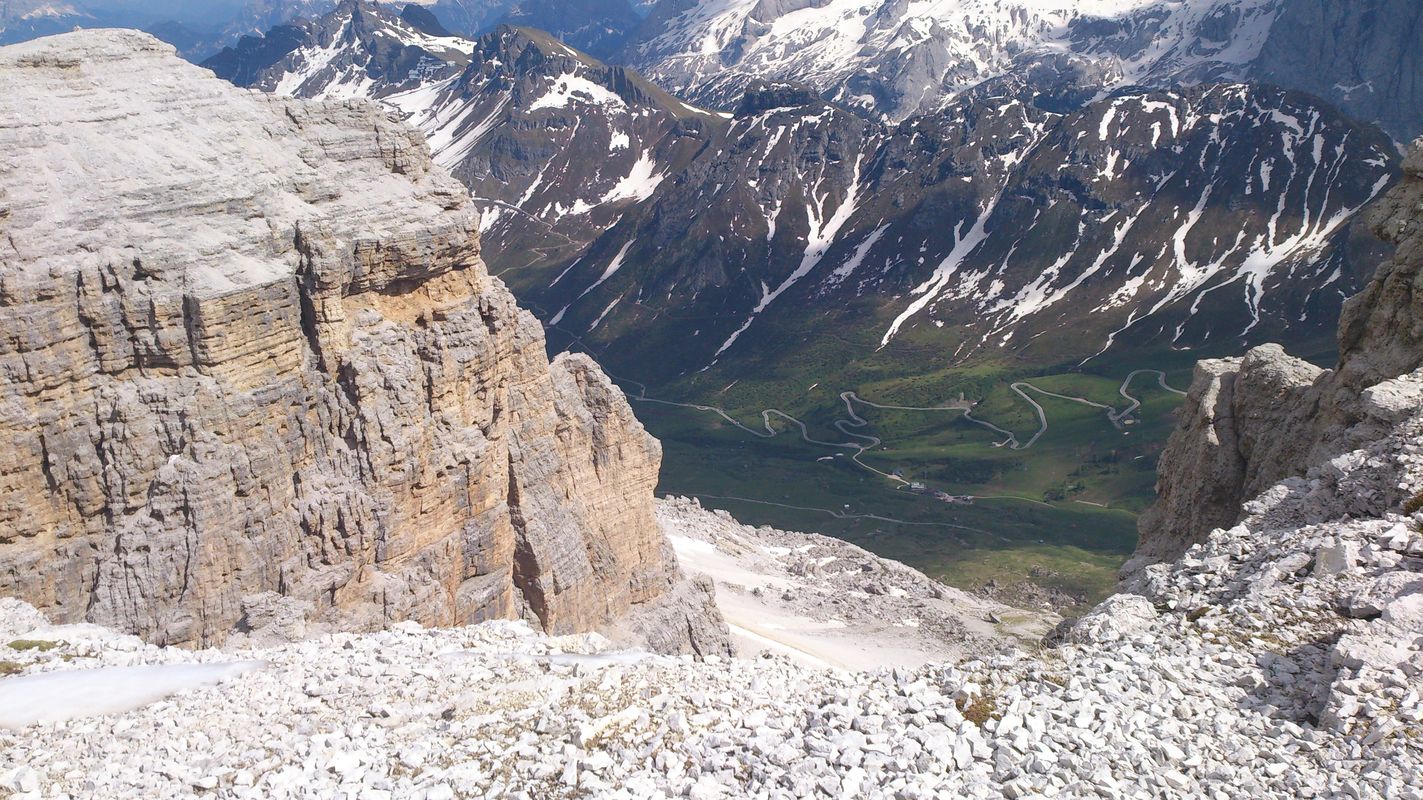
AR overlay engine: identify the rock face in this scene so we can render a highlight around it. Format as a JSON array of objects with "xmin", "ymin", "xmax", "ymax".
[
  {"xmin": 419, "ymin": 0, "xmax": 643, "ymax": 58},
  {"xmin": 1136, "ymin": 141, "xmax": 1423, "ymax": 566},
  {"xmin": 1254, "ymin": 0, "xmax": 1423, "ymax": 142},
  {"xmin": 0, "ymin": 29, "xmax": 728, "ymax": 654},
  {"xmin": 203, "ymin": 1, "xmax": 478, "ymax": 100}
]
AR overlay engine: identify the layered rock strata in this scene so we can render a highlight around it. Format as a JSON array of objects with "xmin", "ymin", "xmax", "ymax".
[{"xmin": 0, "ymin": 29, "xmax": 727, "ymax": 654}]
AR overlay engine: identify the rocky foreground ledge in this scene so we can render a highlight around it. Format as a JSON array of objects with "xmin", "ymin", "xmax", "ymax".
[{"xmin": 2, "ymin": 471, "xmax": 1419, "ymax": 798}]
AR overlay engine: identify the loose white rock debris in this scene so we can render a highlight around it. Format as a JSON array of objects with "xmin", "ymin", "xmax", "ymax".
[
  {"xmin": 2, "ymin": 450, "xmax": 1420, "ymax": 799},
  {"xmin": 0, "ymin": 661, "xmax": 263, "ymax": 730}
]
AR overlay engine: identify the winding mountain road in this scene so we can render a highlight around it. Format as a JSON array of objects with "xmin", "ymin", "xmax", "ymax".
[
  {"xmin": 613, "ymin": 369, "xmax": 1186, "ymax": 486},
  {"xmin": 993, "ymin": 369, "xmax": 1188, "ymax": 450}
]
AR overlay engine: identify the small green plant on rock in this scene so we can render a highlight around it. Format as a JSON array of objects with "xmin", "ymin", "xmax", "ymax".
[{"xmin": 958, "ymin": 693, "xmax": 999, "ymax": 727}]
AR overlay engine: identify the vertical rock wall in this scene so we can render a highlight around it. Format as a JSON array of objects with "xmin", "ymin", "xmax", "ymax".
[{"xmin": 0, "ymin": 30, "xmax": 727, "ymax": 653}]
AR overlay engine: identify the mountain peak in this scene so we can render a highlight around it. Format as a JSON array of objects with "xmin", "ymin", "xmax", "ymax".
[
  {"xmin": 619, "ymin": 0, "xmax": 1423, "ymax": 140},
  {"xmin": 398, "ymin": 3, "xmax": 452, "ymax": 38},
  {"xmin": 486, "ymin": 23, "xmax": 602, "ymax": 68},
  {"xmin": 203, "ymin": 0, "xmax": 475, "ymax": 100}
]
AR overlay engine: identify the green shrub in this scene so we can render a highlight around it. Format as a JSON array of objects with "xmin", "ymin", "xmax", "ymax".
[
  {"xmin": 6, "ymin": 639, "xmax": 62, "ymax": 652},
  {"xmin": 957, "ymin": 693, "xmax": 998, "ymax": 727}
]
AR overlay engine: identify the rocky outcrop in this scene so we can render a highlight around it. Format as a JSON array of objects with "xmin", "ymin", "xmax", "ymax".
[
  {"xmin": 732, "ymin": 79, "xmax": 821, "ymax": 116},
  {"xmin": 0, "ymin": 29, "xmax": 727, "ymax": 653},
  {"xmin": 1135, "ymin": 140, "xmax": 1423, "ymax": 566},
  {"xmin": 1119, "ymin": 137, "xmax": 1423, "ymax": 774}
]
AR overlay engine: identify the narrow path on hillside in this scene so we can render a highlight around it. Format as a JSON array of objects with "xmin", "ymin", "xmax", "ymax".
[{"xmin": 688, "ymin": 494, "xmax": 997, "ymax": 539}]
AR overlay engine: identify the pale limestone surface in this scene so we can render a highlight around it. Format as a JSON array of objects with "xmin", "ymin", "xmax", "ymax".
[
  {"xmin": 0, "ymin": 30, "xmax": 727, "ymax": 654},
  {"xmin": 659, "ymin": 497, "xmax": 1054, "ymax": 670}
]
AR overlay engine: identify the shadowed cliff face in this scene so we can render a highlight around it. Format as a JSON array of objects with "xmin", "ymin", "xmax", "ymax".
[
  {"xmin": 1134, "ymin": 139, "xmax": 1423, "ymax": 568},
  {"xmin": 0, "ymin": 29, "xmax": 728, "ymax": 654},
  {"xmin": 1254, "ymin": 0, "xmax": 1423, "ymax": 142}
]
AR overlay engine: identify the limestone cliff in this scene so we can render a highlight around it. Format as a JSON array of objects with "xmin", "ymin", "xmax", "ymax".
[
  {"xmin": 1135, "ymin": 139, "xmax": 1423, "ymax": 567},
  {"xmin": 0, "ymin": 29, "xmax": 728, "ymax": 653}
]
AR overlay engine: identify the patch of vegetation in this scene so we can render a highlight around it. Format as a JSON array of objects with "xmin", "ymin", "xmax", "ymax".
[
  {"xmin": 7, "ymin": 639, "xmax": 63, "ymax": 652},
  {"xmin": 642, "ymin": 392, "xmax": 1142, "ymax": 608},
  {"xmin": 1402, "ymin": 488, "xmax": 1423, "ymax": 516},
  {"xmin": 0, "ymin": 661, "xmax": 23, "ymax": 676},
  {"xmin": 958, "ymin": 693, "xmax": 999, "ymax": 727},
  {"xmin": 601, "ymin": 330, "xmax": 1341, "ymax": 608}
]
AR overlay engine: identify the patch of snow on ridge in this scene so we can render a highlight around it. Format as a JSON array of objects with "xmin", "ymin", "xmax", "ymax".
[
  {"xmin": 528, "ymin": 73, "xmax": 626, "ymax": 111},
  {"xmin": 577, "ymin": 240, "xmax": 636, "ymax": 300},
  {"xmin": 588, "ymin": 295, "xmax": 623, "ymax": 331},
  {"xmin": 827, "ymin": 223, "xmax": 889, "ymax": 286},
  {"xmin": 714, "ymin": 154, "xmax": 864, "ymax": 359},
  {"xmin": 273, "ymin": 20, "xmax": 350, "ymax": 96},
  {"xmin": 880, "ymin": 188, "xmax": 1002, "ymax": 347},
  {"xmin": 386, "ymin": 80, "xmax": 509, "ymax": 169},
  {"xmin": 602, "ymin": 150, "xmax": 666, "ymax": 204}
]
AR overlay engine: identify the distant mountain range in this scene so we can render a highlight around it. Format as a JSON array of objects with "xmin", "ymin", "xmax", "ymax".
[
  {"xmin": 205, "ymin": 0, "xmax": 1401, "ymax": 389},
  {"xmin": 17, "ymin": 1, "xmax": 1421, "ymax": 142},
  {"xmin": 620, "ymin": 0, "xmax": 1423, "ymax": 142},
  {"xmin": 0, "ymin": 0, "xmax": 333, "ymax": 58},
  {"xmin": 0, "ymin": 0, "xmax": 645, "ymax": 60},
  {"xmin": 405, "ymin": 0, "xmax": 643, "ymax": 57}
]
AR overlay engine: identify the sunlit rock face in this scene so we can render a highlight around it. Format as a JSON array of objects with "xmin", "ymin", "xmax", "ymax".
[{"xmin": 0, "ymin": 29, "xmax": 727, "ymax": 654}]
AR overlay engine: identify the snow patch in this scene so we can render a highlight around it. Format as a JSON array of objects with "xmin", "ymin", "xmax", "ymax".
[
  {"xmin": 529, "ymin": 73, "xmax": 626, "ymax": 112},
  {"xmin": 0, "ymin": 662, "xmax": 263, "ymax": 731}
]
